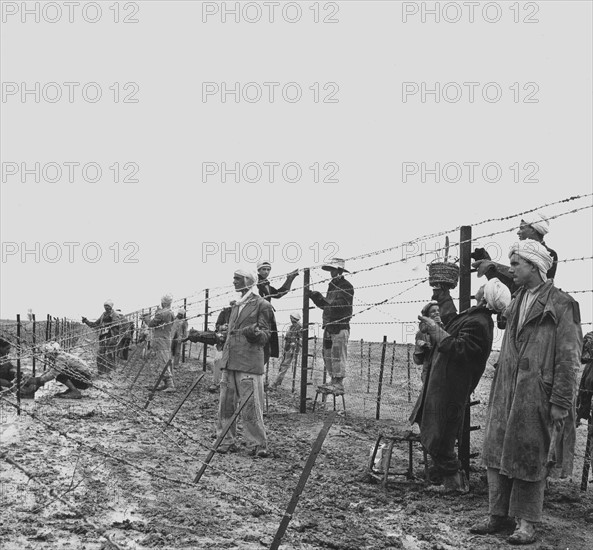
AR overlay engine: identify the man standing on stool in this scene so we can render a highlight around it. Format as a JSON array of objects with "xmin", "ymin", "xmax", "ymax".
[
  {"xmin": 471, "ymin": 240, "xmax": 582, "ymax": 545},
  {"xmin": 308, "ymin": 258, "xmax": 354, "ymax": 393}
]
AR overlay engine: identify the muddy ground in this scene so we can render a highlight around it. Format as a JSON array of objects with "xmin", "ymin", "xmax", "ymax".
[{"xmin": 1, "ymin": 347, "xmax": 592, "ymax": 550}]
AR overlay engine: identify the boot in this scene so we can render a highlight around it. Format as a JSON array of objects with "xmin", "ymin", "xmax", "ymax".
[
  {"xmin": 442, "ymin": 470, "xmax": 469, "ymax": 494},
  {"xmin": 331, "ymin": 378, "xmax": 344, "ymax": 393},
  {"xmin": 508, "ymin": 518, "xmax": 536, "ymax": 545},
  {"xmin": 162, "ymin": 379, "xmax": 176, "ymax": 393},
  {"xmin": 318, "ymin": 378, "xmax": 334, "ymax": 390},
  {"xmin": 470, "ymin": 515, "xmax": 515, "ymax": 535}
]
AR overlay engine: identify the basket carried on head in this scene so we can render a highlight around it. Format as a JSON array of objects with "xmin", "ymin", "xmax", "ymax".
[{"xmin": 428, "ymin": 236, "xmax": 459, "ymax": 289}]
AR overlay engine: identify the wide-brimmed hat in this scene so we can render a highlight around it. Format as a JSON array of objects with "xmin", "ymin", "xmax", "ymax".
[{"xmin": 321, "ymin": 258, "xmax": 349, "ymax": 273}]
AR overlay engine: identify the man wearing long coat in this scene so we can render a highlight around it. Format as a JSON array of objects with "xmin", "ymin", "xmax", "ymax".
[
  {"xmin": 472, "ymin": 240, "xmax": 582, "ymax": 545},
  {"xmin": 410, "ymin": 278, "xmax": 509, "ymax": 492}
]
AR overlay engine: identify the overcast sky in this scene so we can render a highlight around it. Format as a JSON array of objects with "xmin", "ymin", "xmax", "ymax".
[{"xmin": 1, "ymin": 1, "xmax": 592, "ymax": 343}]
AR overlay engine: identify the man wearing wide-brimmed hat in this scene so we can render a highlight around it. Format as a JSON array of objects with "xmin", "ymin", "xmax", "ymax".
[{"xmin": 308, "ymin": 258, "xmax": 354, "ymax": 393}]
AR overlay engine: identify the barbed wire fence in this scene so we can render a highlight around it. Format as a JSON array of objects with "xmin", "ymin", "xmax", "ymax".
[{"xmin": 1, "ymin": 194, "xmax": 592, "ymax": 540}]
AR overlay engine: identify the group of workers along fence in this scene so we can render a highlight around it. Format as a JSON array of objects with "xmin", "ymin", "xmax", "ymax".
[{"xmin": 4, "ymin": 214, "xmax": 592, "ymax": 545}]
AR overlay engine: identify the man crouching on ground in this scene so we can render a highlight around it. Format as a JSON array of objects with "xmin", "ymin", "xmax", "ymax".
[
  {"xmin": 216, "ymin": 268, "xmax": 274, "ymax": 458},
  {"xmin": 22, "ymin": 342, "xmax": 93, "ymax": 399}
]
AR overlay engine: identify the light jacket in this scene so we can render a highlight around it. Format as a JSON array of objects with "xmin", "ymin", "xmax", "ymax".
[{"xmin": 222, "ymin": 294, "xmax": 273, "ymax": 375}]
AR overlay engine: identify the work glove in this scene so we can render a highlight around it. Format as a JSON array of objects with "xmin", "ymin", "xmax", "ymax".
[
  {"xmin": 242, "ymin": 323, "xmax": 261, "ymax": 343},
  {"xmin": 472, "ymin": 260, "xmax": 495, "ymax": 278}
]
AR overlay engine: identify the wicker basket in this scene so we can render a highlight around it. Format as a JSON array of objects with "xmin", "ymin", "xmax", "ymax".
[{"xmin": 428, "ymin": 261, "xmax": 460, "ymax": 289}]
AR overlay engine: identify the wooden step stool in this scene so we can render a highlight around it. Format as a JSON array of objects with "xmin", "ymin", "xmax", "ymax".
[
  {"xmin": 312, "ymin": 385, "xmax": 346, "ymax": 417},
  {"xmin": 368, "ymin": 431, "xmax": 427, "ymax": 488}
]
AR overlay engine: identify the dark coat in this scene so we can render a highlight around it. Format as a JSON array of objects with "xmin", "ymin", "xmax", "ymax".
[
  {"xmin": 410, "ymin": 305, "xmax": 494, "ymax": 458},
  {"xmin": 482, "ymin": 281, "xmax": 582, "ymax": 481},
  {"xmin": 257, "ymin": 275, "xmax": 293, "ymax": 358},
  {"xmin": 309, "ymin": 276, "xmax": 354, "ymax": 334}
]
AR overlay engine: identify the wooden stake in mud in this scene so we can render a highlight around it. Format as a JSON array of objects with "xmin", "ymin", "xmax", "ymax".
[
  {"xmin": 581, "ymin": 418, "xmax": 593, "ymax": 491},
  {"xmin": 389, "ymin": 339, "xmax": 396, "ymax": 384},
  {"xmin": 203, "ymin": 289, "xmax": 209, "ymax": 372},
  {"xmin": 127, "ymin": 354, "xmax": 151, "ymax": 390},
  {"xmin": 44, "ymin": 315, "xmax": 51, "ymax": 371},
  {"xmin": 376, "ymin": 336, "xmax": 387, "ymax": 420},
  {"xmin": 16, "ymin": 314, "xmax": 21, "ymax": 415},
  {"xmin": 165, "ymin": 373, "xmax": 205, "ymax": 427},
  {"xmin": 32, "ymin": 314, "xmax": 37, "ymax": 377},
  {"xmin": 143, "ymin": 359, "xmax": 172, "ymax": 409},
  {"xmin": 270, "ymin": 412, "xmax": 336, "ymax": 550},
  {"xmin": 300, "ymin": 268, "xmax": 310, "ymax": 414},
  {"xmin": 193, "ymin": 388, "xmax": 255, "ymax": 483}
]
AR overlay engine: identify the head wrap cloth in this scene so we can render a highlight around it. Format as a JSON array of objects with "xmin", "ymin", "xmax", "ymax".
[
  {"xmin": 509, "ymin": 239, "xmax": 553, "ymax": 282},
  {"xmin": 521, "ymin": 212, "xmax": 550, "ymax": 236},
  {"xmin": 482, "ymin": 278, "xmax": 512, "ymax": 313},
  {"xmin": 234, "ymin": 269, "xmax": 258, "ymax": 287}
]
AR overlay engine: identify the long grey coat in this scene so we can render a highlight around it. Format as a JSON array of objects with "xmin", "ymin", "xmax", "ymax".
[{"xmin": 482, "ymin": 281, "xmax": 582, "ymax": 481}]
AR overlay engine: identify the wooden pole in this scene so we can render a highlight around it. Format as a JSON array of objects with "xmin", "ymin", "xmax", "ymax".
[
  {"xmin": 300, "ymin": 268, "xmax": 310, "ymax": 414},
  {"xmin": 376, "ymin": 336, "xmax": 387, "ymax": 420},
  {"xmin": 389, "ymin": 339, "xmax": 396, "ymax": 385},
  {"xmin": 270, "ymin": 412, "xmax": 336, "ymax": 550},
  {"xmin": 182, "ymin": 297, "xmax": 187, "ymax": 363},
  {"xmin": 360, "ymin": 339, "xmax": 363, "ymax": 376},
  {"xmin": 54, "ymin": 316, "xmax": 59, "ymax": 341},
  {"xmin": 581, "ymin": 418, "xmax": 593, "ymax": 491},
  {"xmin": 366, "ymin": 342, "xmax": 371, "ymax": 393},
  {"xmin": 16, "ymin": 314, "xmax": 21, "ymax": 415},
  {"xmin": 165, "ymin": 374, "xmax": 205, "ymax": 427},
  {"xmin": 193, "ymin": 388, "xmax": 255, "ymax": 483},
  {"xmin": 143, "ymin": 359, "xmax": 173, "ymax": 409},
  {"xmin": 459, "ymin": 225, "xmax": 472, "ymax": 478},
  {"xmin": 203, "ymin": 289, "xmax": 209, "ymax": 372},
  {"xmin": 407, "ymin": 344, "xmax": 411, "ymax": 402},
  {"xmin": 32, "ymin": 314, "xmax": 37, "ymax": 377}
]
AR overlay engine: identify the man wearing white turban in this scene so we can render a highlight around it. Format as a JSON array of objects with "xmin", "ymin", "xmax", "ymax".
[
  {"xmin": 410, "ymin": 280, "xmax": 508, "ymax": 494},
  {"xmin": 472, "ymin": 242, "xmax": 582, "ymax": 544},
  {"xmin": 216, "ymin": 269, "xmax": 274, "ymax": 457},
  {"xmin": 82, "ymin": 300, "xmax": 123, "ymax": 374},
  {"xmin": 472, "ymin": 212, "xmax": 558, "ymax": 293},
  {"xmin": 148, "ymin": 294, "xmax": 176, "ymax": 392}
]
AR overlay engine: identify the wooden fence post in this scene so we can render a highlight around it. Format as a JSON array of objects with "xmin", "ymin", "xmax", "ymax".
[
  {"xmin": 16, "ymin": 314, "xmax": 21, "ymax": 415},
  {"xmin": 389, "ymin": 339, "xmax": 396, "ymax": 384},
  {"xmin": 366, "ymin": 342, "xmax": 371, "ymax": 393},
  {"xmin": 203, "ymin": 289, "xmax": 209, "ymax": 372},
  {"xmin": 300, "ymin": 268, "xmax": 310, "ymax": 414},
  {"xmin": 32, "ymin": 314, "xmax": 37, "ymax": 377},
  {"xmin": 376, "ymin": 336, "xmax": 387, "ymax": 420}
]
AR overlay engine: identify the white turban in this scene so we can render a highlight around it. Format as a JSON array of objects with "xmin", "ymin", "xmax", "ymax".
[
  {"xmin": 521, "ymin": 212, "xmax": 550, "ymax": 236},
  {"xmin": 509, "ymin": 239, "xmax": 553, "ymax": 282},
  {"xmin": 234, "ymin": 269, "xmax": 258, "ymax": 288},
  {"xmin": 483, "ymin": 278, "xmax": 511, "ymax": 313},
  {"xmin": 161, "ymin": 294, "xmax": 173, "ymax": 305},
  {"xmin": 257, "ymin": 261, "xmax": 272, "ymax": 270},
  {"xmin": 104, "ymin": 299, "xmax": 114, "ymax": 307},
  {"xmin": 290, "ymin": 313, "xmax": 302, "ymax": 321},
  {"xmin": 43, "ymin": 341, "xmax": 61, "ymax": 354}
]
